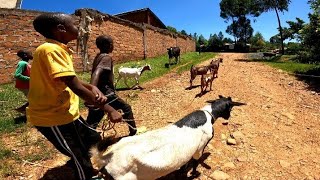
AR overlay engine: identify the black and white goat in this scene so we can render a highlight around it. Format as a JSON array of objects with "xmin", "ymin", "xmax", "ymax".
[
  {"xmin": 91, "ymin": 95, "xmax": 245, "ymax": 180},
  {"xmin": 115, "ymin": 64, "xmax": 151, "ymax": 89}
]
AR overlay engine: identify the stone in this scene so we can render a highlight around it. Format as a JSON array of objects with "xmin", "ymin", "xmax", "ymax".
[
  {"xmin": 282, "ymin": 112, "xmax": 295, "ymax": 120},
  {"xmin": 227, "ymin": 138, "xmax": 237, "ymax": 145},
  {"xmin": 210, "ymin": 170, "xmax": 230, "ymax": 180},
  {"xmin": 232, "ymin": 131, "xmax": 244, "ymax": 141},
  {"xmin": 207, "ymin": 143, "xmax": 214, "ymax": 150},
  {"xmin": 222, "ymin": 162, "xmax": 236, "ymax": 170},
  {"xmin": 279, "ymin": 160, "xmax": 290, "ymax": 168},
  {"xmin": 237, "ymin": 156, "xmax": 247, "ymax": 162},
  {"xmin": 221, "ymin": 134, "xmax": 227, "ymax": 140}
]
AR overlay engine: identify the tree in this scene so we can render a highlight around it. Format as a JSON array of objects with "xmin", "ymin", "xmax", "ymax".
[
  {"xmin": 249, "ymin": 32, "xmax": 265, "ymax": 51},
  {"xmin": 298, "ymin": 1, "xmax": 320, "ymax": 63},
  {"xmin": 225, "ymin": 16, "xmax": 253, "ymax": 51},
  {"xmin": 220, "ymin": 0, "xmax": 260, "ymax": 49},
  {"xmin": 167, "ymin": 26, "xmax": 178, "ymax": 33},
  {"xmin": 258, "ymin": 0, "xmax": 292, "ymax": 55},
  {"xmin": 270, "ymin": 34, "xmax": 281, "ymax": 45},
  {"xmin": 196, "ymin": 34, "xmax": 208, "ymax": 52},
  {"xmin": 180, "ymin": 30, "xmax": 188, "ymax": 35}
]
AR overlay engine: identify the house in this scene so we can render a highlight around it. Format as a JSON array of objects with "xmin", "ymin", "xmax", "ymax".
[
  {"xmin": 224, "ymin": 43, "xmax": 235, "ymax": 50},
  {"xmin": 114, "ymin": 8, "xmax": 167, "ymax": 29},
  {"xmin": 0, "ymin": 0, "xmax": 22, "ymax": 8}
]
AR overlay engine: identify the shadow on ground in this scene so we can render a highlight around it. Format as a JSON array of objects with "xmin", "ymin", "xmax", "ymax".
[
  {"xmin": 295, "ymin": 67, "xmax": 320, "ymax": 93},
  {"xmin": 159, "ymin": 152, "xmax": 211, "ymax": 180},
  {"xmin": 165, "ymin": 62, "xmax": 178, "ymax": 68},
  {"xmin": 39, "ymin": 164, "xmax": 76, "ymax": 180},
  {"xmin": 14, "ymin": 115, "xmax": 27, "ymax": 124}
]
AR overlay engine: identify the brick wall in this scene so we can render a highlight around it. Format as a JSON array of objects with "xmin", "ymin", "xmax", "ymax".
[{"xmin": 0, "ymin": 8, "xmax": 195, "ymax": 84}]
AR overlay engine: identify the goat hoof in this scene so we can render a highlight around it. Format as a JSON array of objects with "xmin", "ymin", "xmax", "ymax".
[{"xmin": 191, "ymin": 171, "xmax": 200, "ymax": 177}]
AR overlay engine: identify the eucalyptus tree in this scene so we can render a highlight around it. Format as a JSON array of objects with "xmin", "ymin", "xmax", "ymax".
[
  {"xmin": 258, "ymin": 0, "xmax": 292, "ymax": 55},
  {"xmin": 220, "ymin": 0, "xmax": 261, "ymax": 48}
]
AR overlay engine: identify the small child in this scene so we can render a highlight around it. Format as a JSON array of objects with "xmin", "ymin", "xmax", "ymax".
[
  {"xmin": 14, "ymin": 50, "xmax": 32, "ymax": 113},
  {"xmin": 27, "ymin": 13, "xmax": 122, "ymax": 180},
  {"xmin": 86, "ymin": 35, "xmax": 137, "ymax": 136}
]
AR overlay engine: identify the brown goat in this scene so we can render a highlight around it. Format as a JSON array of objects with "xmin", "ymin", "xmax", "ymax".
[
  {"xmin": 200, "ymin": 73, "xmax": 214, "ymax": 94},
  {"xmin": 210, "ymin": 58, "xmax": 223, "ymax": 78},
  {"xmin": 189, "ymin": 58, "xmax": 223, "ymax": 87}
]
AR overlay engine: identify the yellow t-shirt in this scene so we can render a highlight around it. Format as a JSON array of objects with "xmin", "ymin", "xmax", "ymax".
[{"xmin": 26, "ymin": 39, "xmax": 80, "ymax": 126}]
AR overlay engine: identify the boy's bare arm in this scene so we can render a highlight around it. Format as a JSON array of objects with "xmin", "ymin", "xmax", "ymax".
[
  {"xmin": 79, "ymin": 78, "xmax": 106, "ymax": 104},
  {"xmin": 90, "ymin": 68, "xmax": 103, "ymax": 86},
  {"xmin": 60, "ymin": 76, "xmax": 122, "ymax": 122}
]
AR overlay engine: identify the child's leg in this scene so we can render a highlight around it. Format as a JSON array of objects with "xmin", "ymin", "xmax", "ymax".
[
  {"xmin": 35, "ymin": 119, "xmax": 101, "ymax": 180},
  {"xmin": 86, "ymin": 108, "xmax": 105, "ymax": 129},
  {"xmin": 108, "ymin": 95, "xmax": 137, "ymax": 136}
]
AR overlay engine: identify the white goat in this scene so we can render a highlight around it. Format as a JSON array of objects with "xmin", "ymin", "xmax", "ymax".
[
  {"xmin": 91, "ymin": 95, "xmax": 245, "ymax": 180},
  {"xmin": 115, "ymin": 65, "xmax": 151, "ymax": 89}
]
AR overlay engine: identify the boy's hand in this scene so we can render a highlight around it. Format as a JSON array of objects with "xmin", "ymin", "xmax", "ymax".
[
  {"xmin": 107, "ymin": 110, "xmax": 123, "ymax": 123},
  {"xmin": 91, "ymin": 86, "xmax": 107, "ymax": 104}
]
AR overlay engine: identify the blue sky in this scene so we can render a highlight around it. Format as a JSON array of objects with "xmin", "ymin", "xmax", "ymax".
[{"xmin": 22, "ymin": 0, "xmax": 312, "ymax": 41}]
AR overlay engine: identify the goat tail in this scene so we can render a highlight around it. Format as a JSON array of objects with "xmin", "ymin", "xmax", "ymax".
[
  {"xmin": 90, "ymin": 136, "xmax": 121, "ymax": 169},
  {"xmin": 90, "ymin": 145, "xmax": 106, "ymax": 169}
]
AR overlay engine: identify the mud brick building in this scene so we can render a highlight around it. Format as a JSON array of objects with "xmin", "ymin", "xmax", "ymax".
[{"xmin": 0, "ymin": 8, "xmax": 195, "ymax": 84}]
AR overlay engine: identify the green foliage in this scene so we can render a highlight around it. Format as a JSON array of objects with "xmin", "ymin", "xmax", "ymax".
[
  {"xmin": 220, "ymin": 0, "xmax": 258, "ymax": 46},
  {"xmin": 249, "ymin": 55, "xmax": 319, "ymax": 74},
  {"xmin": 249, "ymin": 32, "xmax": 266, "ymax": 52},
  {"xmin": 286, "ymin": 42, "xmax": 302, "ymax": 55},
  {"xmin": 258, "ymin": 0, "xmax": 292, "ymax": 54},
  {"xmin": 299, "ymin": 13, "xmax": 320, "ymax": 63},
  {"xmin": 207, "ymin": 32, "xmax": 225, "ymax": 51},
  {"xmin": 166, "ymin": 26, "xmax": 178, "ymax": 33},
  {"xmin": 180, "ymin": 30, "xmax": 187, "ymax": 35},
  {"xmin": 260, "ymin": 0, "xmax": 291, "ymax": 12}
]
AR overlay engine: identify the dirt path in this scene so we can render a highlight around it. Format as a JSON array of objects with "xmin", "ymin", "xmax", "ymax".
[
  {"xmin": 120, "ymin": 52, "xmax": 320, "ymax": 179},
  {"xmin": 6, "ymin": 53, "xmax": 320, "ymax": 180}
]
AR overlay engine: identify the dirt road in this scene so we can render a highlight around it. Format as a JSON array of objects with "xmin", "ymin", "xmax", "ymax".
[
  {"xmin": 122, "ymin": 52, "xmax": 320, "ymax": 179},
  {"xmin": 7, "ymin": 53, "xmax": 320, "ymax": 180}
]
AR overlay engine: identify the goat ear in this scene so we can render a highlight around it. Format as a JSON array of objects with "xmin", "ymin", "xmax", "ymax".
[
  {"xmin": 231, "ymin": 101, "xmax": 246, "ymax": 106},
  {"xmin": 228, "ymin": 97, "xmax": 232, "ymax": 100},
  {"xmin": 218, "ymin": 95, "xmax": 224, "ymax": 99},
  {"xmin": 206, "ymin": 100, "xmax": 215, "ymax": 103}
]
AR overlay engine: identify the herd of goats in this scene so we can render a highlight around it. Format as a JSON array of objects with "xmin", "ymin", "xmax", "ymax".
[
  {"xmin": 86, "ymin": 47, "xmax": 246, "ymax": 180},
  {"xmin": 115, "ymin": 46, "xmax": 223, "ymax": 95}
]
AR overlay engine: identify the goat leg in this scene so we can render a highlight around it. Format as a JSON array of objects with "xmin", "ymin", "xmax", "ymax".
[
  {"xmin": 115, "ymin": 75, "xmax": 122, "ymax": 88},
  {"xmin": 190, "ymin": 158, "xmax": 200, "ymax": 177},
  {"xmin": 123, "ymin": 77, "xmax": 130, "ymax": 88}
]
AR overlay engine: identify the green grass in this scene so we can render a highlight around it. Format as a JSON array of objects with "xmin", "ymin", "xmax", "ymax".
[
  {"xmin": 0, "ymin": 84, "xmax": 26, "ymax": 133},
  {"xmin": 265, "ymin": 61, "xmax": 319, "ymax": 74},
  {"xmin": 78, "ymin": 52, "xmax": 216, "ymax": 86},
  {"xmin": 250, "ymin": 55, "xmax": 320, "ymax": 74}
]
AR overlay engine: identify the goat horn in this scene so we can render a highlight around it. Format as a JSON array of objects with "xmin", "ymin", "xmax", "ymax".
[{"xmin": 231, "ymin": 101, "xmax": 246, "ymax": 106}]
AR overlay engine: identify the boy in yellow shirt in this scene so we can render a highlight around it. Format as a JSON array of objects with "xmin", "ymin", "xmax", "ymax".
[{"xmin": 27, "ymin": 13, "xmax": 122, "ymax": 180}]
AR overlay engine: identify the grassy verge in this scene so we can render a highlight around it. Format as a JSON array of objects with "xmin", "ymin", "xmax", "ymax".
[
  {"xmin": 249, "ymin": 54, "xmax": 320, "ymax": 92},
  {"xmin": 0, "ymin": 83, "xmax": 26, "ymax": 133},
  {"xmin": 249, "ymin": 55, "xmax": 320, "ymax": 74}
]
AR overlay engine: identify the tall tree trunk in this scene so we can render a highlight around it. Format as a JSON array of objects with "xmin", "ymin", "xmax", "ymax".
[{"xmin": 275, "ymin": 7, "xmax": 285, "ymax": 55}]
